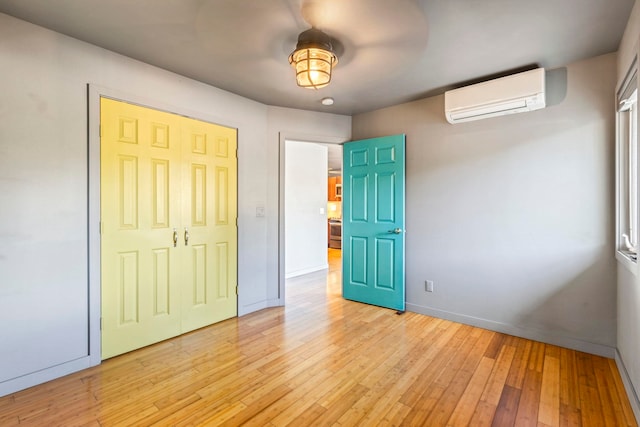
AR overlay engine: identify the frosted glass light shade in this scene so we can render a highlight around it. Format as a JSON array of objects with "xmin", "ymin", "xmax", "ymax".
[{"xmin": 290, "ymin": 47, "xmax": 336, "ymax": 89}]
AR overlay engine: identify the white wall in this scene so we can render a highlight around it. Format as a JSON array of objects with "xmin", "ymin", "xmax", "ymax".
[
  {"xmin": 353, "ymin": 53, "xmax": 617, "ymax": 357},
  {"xmin": 617, "ymin": 0, "xmax": 640, "ymax": 419},
  {"xmin": 284, "ymin": 141, "xmax": 328, "ymax": 277},
  {"xmin": 0, "ymin": 12, "xmax": 351, "ymax": 396}
]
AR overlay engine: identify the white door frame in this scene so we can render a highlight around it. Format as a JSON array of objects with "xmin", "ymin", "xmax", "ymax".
[{"xmin": 277, "ymin": 132, "xmax": 348, "ymax": 304}]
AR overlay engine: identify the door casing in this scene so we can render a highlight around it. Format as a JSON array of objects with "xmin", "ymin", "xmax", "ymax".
[{"xmin": 277, "ymin": 133, "xmax": 349, "ymax": 305}]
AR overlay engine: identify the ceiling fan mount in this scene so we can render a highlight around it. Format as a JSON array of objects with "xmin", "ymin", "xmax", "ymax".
[{"xmin": 285, "ymin": 0, "xmax": 429, "ymax": 84}]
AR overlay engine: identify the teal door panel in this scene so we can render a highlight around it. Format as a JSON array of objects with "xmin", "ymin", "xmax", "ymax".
[{"xmin": 342, "ymin": 134, "xmax": 405, "ymax": 311}]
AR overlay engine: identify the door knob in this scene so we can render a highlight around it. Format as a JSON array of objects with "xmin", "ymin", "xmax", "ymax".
[
  {"xmin": 388, "ymin": 228, "xmax": 402, "ymax": 234},
  {"xmin": 184, "ymin": 227, "xmax": 190, "ymax": 246},
  {"xmin": 172, "ymin": 228, "xmax": 178, "ymax": 247}
]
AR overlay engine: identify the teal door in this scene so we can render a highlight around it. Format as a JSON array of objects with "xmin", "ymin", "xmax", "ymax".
[{"xmin": 342, "ymin": 134, "xmax": 405, "ymax": 311}]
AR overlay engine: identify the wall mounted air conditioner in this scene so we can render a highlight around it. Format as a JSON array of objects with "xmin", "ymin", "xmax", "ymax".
[{"xmin": 444, "ymin": 68, "xmax": 546, "ymax": 124}]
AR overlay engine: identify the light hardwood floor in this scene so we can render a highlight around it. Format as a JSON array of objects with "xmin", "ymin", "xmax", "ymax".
[{"xmin": 0, "ymin": 249, "xmax": 636, "ymax": 426}]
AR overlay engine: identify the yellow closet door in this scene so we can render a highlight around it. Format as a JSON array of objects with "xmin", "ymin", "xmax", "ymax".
[
  {"xmin": 180, "ymin": 117, "xmax": 238, "ymax": 332},
  {"xmin": 100, "ymin": 98, "xmax": 183, "ymax": 359},
  {"xmin": 100, "ymin": 98, "xmax": 238, "ymax": 359}
]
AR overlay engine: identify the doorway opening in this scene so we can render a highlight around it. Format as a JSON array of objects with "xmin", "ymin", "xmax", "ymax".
[{"xmin": 280, "ymin": 137, "xmax": 344, "ymax": 304}]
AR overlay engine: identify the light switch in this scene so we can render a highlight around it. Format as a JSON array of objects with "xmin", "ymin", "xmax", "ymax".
[
  {"xmin": 320, "ymin": 207, "xmax": 325, "ymax": 215},
  {"xmin": 256, "ymin": 206, "xmax": 265, "ymax": 217}
]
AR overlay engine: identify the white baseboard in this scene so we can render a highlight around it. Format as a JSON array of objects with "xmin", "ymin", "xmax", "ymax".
[
  {"xmin": 238, "ymin": 298, "xmax": 285, "ymax": 317},
  {"xmin": 267, "ymin": 298, "xmax": 284, "ymax": 308},
  {"xmin": 406, "ymin": 303, "xmax": 615, "ymax": 358},
  {"xmin": 0, "ymin": 356, "xmax": 94, "ymax": 398},
  {"xmin": 238, "ymin": 299, "xmax": 270, "ymax": 316},
  {"xmin": 615, "ymin": 350, "xmax": 640, "ymax": 424},
  {"xmin": 285, "ymin": 264, "xmax": 328, "ymax": 279}
]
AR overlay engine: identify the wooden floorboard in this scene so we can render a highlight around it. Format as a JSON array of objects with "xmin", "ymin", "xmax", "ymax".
[{"xmin": 0, "ymin": 248, "xmax": 636, "ymax": 426}]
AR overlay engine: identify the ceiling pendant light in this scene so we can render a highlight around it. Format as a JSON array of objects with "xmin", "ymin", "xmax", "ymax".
[{"xmin": 289, "ymin": 28, "xmax": 338, "ymax": 90}]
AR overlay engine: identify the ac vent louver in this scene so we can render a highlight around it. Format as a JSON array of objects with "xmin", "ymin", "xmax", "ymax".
[{"xmin": 444, "ymin": 68, "xmax": 546, "ymax": 124}]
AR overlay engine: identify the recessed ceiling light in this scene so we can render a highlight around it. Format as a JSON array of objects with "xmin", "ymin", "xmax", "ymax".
[{"xmin": 321, "ymin": 97, "xmax": 334, "ymax": 106}]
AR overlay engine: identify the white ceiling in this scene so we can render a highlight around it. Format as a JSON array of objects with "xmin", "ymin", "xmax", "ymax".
[{"xmin": 0, "ymin": 0, "xmax": 634, "ymax": 116}]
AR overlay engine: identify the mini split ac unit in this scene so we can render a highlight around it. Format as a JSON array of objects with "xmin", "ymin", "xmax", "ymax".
[{"xmin": 444, "ymin": 68, "xmax": 546, "ymax": 124}]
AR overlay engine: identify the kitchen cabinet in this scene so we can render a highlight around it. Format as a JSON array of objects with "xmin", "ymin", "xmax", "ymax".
[{"xmin": 328, "ymin": 176, "xmax": 342, "ymax": 201}]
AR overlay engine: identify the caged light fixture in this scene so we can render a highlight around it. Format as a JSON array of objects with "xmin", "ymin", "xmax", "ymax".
[{"xmin": 289, "ymin": 28, "xmax": 338, "ymax": 89}]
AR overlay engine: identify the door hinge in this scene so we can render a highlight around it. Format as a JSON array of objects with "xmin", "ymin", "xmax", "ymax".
[
  {"xmin": 99, "ymin": 124, "xmax": 102, "ymax": 137},
  {"xmin": 100, "ymin": 317, "xmax": 103, "ymax": 330},
  {"xmin": 236, "ymin": 285, "xmax": 238, "ymax": 295}
]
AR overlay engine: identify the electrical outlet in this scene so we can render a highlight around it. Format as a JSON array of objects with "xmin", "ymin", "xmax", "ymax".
[{"xmin": 425, "ymin": 280, "xmax": 434, "ymax": 292}]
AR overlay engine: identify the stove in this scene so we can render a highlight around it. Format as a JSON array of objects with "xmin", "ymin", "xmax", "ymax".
[{"xmin": 328, "ymin": 220, "xmax": 342, "ymax": 249}]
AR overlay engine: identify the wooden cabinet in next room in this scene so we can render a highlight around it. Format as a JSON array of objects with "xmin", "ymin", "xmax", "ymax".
[{"xmin": 328, "ymin": 176, "xmax": 342, "ymax": 201}]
